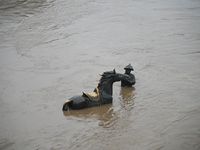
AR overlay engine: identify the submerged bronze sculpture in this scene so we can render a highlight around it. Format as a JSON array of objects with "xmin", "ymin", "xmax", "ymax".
[
  {"xmin": 62, "ymin": 69, "xmax": 130, "ymax": 111},
  {"xmin": 121, "ymin": 63, "xmax": 136, "ymax": 87}
]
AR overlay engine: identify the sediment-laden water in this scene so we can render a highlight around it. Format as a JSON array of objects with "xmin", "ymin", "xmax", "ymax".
[{"xmin": 0, "ymin": 0, "xmax": 200, "ymax": 149}]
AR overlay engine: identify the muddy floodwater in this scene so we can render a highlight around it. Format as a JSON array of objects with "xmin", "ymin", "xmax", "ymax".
[{"xmin": 0, "ymin": 0, "xmax": 200, "ymax": 149}]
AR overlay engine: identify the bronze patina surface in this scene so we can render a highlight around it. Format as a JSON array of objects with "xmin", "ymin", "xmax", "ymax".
[{"xmin": 62, "ymin": 69, "xmax": 129, "ymax": 110}]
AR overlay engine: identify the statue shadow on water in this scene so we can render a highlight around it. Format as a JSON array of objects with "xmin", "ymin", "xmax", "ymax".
[
  {"xmin": 63, "ymin": 103, "xmax": 112, "ymax": 117},
  {"xmin": 63, "ymin": 87, "xmax": 135, "ymax": 128},
  {"xmin": 119, "ymin": 87, "xmax": 135, "ymax": 108}
]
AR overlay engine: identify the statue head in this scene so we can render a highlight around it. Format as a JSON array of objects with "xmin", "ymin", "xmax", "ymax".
[{"xmin": 124, "ymin": 63, "xmax": 134, "ymax": 75}]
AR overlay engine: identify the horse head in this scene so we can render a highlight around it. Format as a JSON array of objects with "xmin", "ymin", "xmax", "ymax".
[
  {"xmin": 112, "ymin": 69, "xmax": 130, "ymax": 82},
  {"xmin": 98, "ymin": 69, "xmax": 129, "ymax": 86},
  {"xmin": 98, "ymin": 69, "xmax": 129, "ymax": 84}
]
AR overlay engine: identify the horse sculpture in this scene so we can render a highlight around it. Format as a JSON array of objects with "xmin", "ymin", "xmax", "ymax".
[{"xmin": 62, "ymin": 69, "xmax": 129, "ymax": 111}]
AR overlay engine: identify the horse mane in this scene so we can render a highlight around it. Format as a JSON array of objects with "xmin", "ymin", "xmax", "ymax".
[{"xmin": 97, "ymin": 70, "xmax": 115, "ymax": 89}]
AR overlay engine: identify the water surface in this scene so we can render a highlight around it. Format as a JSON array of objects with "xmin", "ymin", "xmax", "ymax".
[{"xmin": 0, "ymin": 0, "xmax": 200, "ymax": 149}]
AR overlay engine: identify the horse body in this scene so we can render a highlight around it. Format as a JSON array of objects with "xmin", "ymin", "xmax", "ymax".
[{"xmin": 62, "ymin": 69, "xmax": 129, "ymax": 111}]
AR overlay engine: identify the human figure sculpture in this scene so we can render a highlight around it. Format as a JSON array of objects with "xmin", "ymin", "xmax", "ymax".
[{"xmin": 121, "ymin": 64, "xmax": 136, "ymax": 87}]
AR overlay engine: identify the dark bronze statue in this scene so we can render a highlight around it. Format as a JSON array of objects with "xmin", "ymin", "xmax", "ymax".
[
  {"xmin": 121, "ymin": 64, "xmax": 136, "ymax": 87},
  {"xmin": 62, "ymin": 69, "xmax": 130, "ymax": 111}
]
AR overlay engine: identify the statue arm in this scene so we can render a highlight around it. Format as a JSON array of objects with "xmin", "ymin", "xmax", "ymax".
[
  {"xmin": 125, "ymin": 74, "xmax": 136, "ymax": 85},
  {"xmin": 127, "ymin": 79, "xmax": 135, "ymax": 85}
]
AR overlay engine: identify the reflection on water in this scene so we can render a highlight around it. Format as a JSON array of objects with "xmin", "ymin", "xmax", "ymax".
[
  {"xmin": 119, "ymin": 87, "xmax": 135, "ymax": 110},
  {"xmin": 63, "ymin": 104, "xmax": 119, "ymax": 128},
  {"xmin": 63, "ymin": 103, "xmax": 112, "ymax": 117},
  {"xmin": 120, "ymin": 86, "xmax": 135, "ymax": 101},
  {"xmin": 63, "ymin": 87, "xmax": 136, "ymax": 129}
]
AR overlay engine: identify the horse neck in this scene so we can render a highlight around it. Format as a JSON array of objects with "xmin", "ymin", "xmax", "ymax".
[{"xmin": 98, "ymin": 78, "xmax": 115, "ymax": 96}]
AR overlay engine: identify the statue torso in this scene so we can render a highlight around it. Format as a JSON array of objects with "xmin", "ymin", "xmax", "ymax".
[{"xmin": 121, "ymin": 73, "xmax": 135, "ymax": 87}]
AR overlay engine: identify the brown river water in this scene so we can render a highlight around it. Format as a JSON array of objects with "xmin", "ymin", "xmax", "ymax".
[{"xmin": 0, "ymin": 0, "xmax": 200, "ymax": 149}]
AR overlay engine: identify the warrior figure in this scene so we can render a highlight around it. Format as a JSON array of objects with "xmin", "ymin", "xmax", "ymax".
[{"xmin": 121, "ymin": 64, "xmax": 136, "ymax": 87}]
